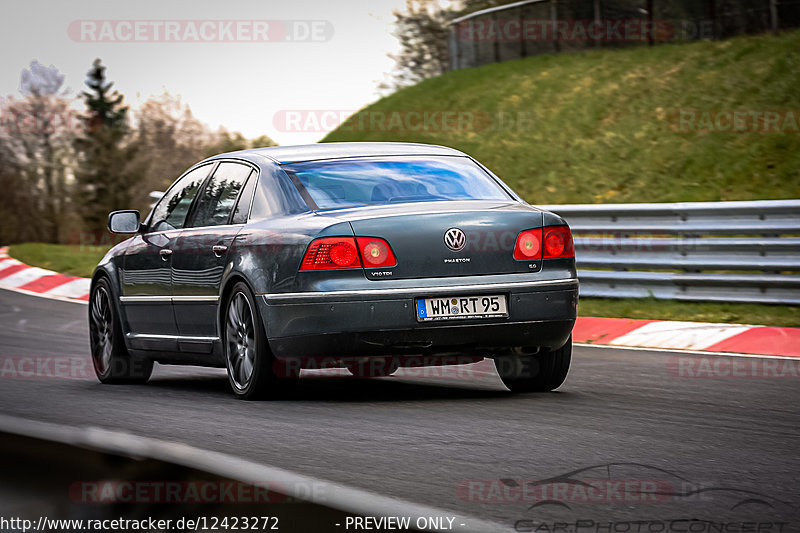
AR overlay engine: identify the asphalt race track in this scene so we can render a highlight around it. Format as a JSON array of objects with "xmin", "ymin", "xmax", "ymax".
[{"xmin": 1, "ymin": 287, "xmax": 799, "ymax": 530}]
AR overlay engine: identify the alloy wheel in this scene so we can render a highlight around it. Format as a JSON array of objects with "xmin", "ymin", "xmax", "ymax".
[
  {"xmin": 226, "ymin": 291, "xmax": 257, "ymax": 391},
  {"xmin": 90, "ymin": 286, "xmax": 113, "ymax": 375}
]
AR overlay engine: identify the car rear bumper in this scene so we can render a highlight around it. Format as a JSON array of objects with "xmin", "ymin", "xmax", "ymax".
[{"xmin": 257, "ymin": 277, "xmax": 578, "ymax": 359}]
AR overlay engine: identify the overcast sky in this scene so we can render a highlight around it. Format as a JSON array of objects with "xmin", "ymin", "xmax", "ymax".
[{"xmin": 0, "ymin": 0, "xmax": 427, "ymax": 145}]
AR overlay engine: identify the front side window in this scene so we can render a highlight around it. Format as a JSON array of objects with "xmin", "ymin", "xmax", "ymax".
[
  {"xmin": 149, "ymin": 164, "xmax": 211, "ymax": 233},
  {"xmin": 190, "ymin": 162, "xmax": 253, "ymax": 227},
  {"xmin": 281, "ymin": 156, "xmax": 511, "ymax": 210}
]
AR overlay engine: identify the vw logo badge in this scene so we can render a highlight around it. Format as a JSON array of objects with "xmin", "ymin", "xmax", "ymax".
[{"xmin": 444, "ymin": 228, "xmax": 467, "ymax": 252}]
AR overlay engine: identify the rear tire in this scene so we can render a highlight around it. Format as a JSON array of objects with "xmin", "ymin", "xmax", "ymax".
[
  {"xmin": 224, "ymin": 282, "xmax": 297, "ymax": 400},
  {"xmin": 495, "ymin": 335, "xmax": 571, "ymax": 392},
  {"xmin": 89, "ymin": 277, "xmax": 153, "ymax": 384}
]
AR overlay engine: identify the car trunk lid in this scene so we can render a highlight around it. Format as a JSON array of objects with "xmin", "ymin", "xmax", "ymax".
[{"xmin": 341, "ymin": 201, "xmax": 544, "ymax": 280}]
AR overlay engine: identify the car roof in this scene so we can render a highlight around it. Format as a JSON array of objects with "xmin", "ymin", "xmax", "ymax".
[{"xmin": 207, "ymin": 142, "xmax": 466, "ymax": 165}]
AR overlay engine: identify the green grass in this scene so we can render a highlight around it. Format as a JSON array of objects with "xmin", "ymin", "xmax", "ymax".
[
  {"xmin": 324, "ymin": 31, "xmax": 800, "ymax": 204},
  {"xmin": 8, "ymin": 243, "xmax": 110, "ymax": 279},
  {"xmin": 579, "ymin": 298, "xmax": 799, "ymax": 327}
]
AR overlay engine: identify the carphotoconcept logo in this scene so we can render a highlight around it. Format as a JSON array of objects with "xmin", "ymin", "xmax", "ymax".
[
  {"xmin": 68, "ymin": 20, "xmax": 334, "ymax": 42},
  {"xmin": 499, "ymin": 464, "xmax": 797, "ymax": 532}
]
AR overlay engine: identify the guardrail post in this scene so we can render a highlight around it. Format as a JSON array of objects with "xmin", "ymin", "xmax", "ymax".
[
  {"xmin": 551, "ymin": 0, "xmax": 560, "ymax": 53},
  {"xmin": 594, "ymin": 0, "xmax": 601, "ymax": 48},
  {"xmin": 770, "ymin": 0, "xmax": 779, "ymax": 33}
]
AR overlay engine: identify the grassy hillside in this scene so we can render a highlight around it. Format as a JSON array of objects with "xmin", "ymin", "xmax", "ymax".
[
  {"xmin": 8, "ymin": 243, "xmax": 108, "ymax": 278},
  {"xmin": 323, "ymin": 31, "xmax": 800, "ymax": 204}
]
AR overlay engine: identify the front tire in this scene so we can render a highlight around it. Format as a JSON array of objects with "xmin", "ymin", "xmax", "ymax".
[
  {"xmin": 224, "ymin": 282, "xmax": 297, "ymax": 400},
  {"xmin": 495, "ymin": 335, "xmax": 572, "ymax": 392},
  {"xmin": 89, "ymin": 277, "xmax": 153, "ymax": 384}
]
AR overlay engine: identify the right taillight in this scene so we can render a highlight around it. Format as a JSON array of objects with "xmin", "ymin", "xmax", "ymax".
[
  {"xmin": 356, "ymin": 237, "xmax": 397, "ymax": 268},
  {"xmin": 300, "ymin": 237, "xmax": 362, "ymax": 270},
  {"xmin": 543, "ymin": 226, "xmax": 574, "ymax": 259}
]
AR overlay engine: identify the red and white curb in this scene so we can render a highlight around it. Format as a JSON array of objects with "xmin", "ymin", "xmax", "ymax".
[
  {"xmin": 1, "ymin": 246, "xmax": 798, "ymax": 358},
  {"xmin": 0, "ymin": 247, "xmax": 90, "ymax": 302},
  {"xmin": 573, "ymin": 317, "xmax": 800, "ymax": 358}
]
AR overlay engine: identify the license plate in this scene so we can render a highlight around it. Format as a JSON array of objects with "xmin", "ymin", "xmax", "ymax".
[{"xmin": 416, "ymin": 295, "xmax": 508, "ymax": 322}]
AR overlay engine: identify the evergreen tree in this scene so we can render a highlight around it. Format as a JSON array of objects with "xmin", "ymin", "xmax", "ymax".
[{"xmin": 74, "ymin": 59, "xmax": 138, "ymax": 231}]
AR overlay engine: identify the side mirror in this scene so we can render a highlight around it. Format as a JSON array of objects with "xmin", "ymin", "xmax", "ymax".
[{"xmin": 108, "ymin": 210, "xmax": 141, "ymax": 234}]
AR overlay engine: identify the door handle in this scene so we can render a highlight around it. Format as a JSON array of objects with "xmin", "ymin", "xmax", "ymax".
[
  {"xmin": 212, "ymin": 245, "xmax": 228, "ymax": 257},
  {"xmin": 159, "ymin": 249, "xmax": 173, "ymax": 260}
]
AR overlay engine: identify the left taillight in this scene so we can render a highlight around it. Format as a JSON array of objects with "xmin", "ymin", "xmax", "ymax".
[
  {"xmin": 514, "ymin": 229, "xmax": 543, "ymax": 260},
  {"xmin": 300, "ymin": 236, "xmax": 398, "ymax": 271},
  {"xmin": 300, "ymin": 237, "xmax": 361, "ymax": 270}
]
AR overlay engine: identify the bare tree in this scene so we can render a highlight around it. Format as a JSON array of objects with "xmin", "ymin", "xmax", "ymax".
[
  {"xmin": 0, "ymin": 61, "xmax": 80, "ymax": 243},
  {"xmin": 126, "ymin": 92, "xmax": 216, "ymax": 213},
  {"xmin": 383, "ymin": 0, "xmax": 453, "ymax": 91},
  {"xmin": 126, "ymin": 92, "xmax": 277, "ymax": 215}
]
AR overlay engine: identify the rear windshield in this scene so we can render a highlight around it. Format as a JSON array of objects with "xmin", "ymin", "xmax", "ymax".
[{"xmin": 281, "ymin": 156, "xmax": 511, "ymax": 210}]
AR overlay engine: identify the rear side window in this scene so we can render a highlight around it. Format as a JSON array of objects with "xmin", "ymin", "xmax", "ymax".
[
  {"xmin": 231, "ymin": 170, "xmax": 257, "ymax": 224},
  {"xmin": 191, "ymin": 162, "xmax": 253, "ymax": 227},
  {"xmin": 149, "ymin": 164, "xmax": 211, "ymax": 233},
  {"xmin": 281, "ymin": 156, "xmax": 510, "ymax": 210}
]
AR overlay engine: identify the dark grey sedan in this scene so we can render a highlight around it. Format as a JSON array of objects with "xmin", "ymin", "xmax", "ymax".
[{"xmin": 91, "ymin": 142, "xmax": 578, "ymax": 399}]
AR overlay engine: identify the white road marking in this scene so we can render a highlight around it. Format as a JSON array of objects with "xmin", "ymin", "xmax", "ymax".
[
  {"xmin": 0, "ymin": 258, "xmax": 22, "ymax": 271},
  {"xmin": 608, "ymin": 320, "xmax": 753, "ymax": 350},
  {"xmin": 574, "ymin": 342, "xmax": 800, "ymax": 360},
  {"xmin": 45, "ymin": 277, "xmax": 90, "ymax": 298},
  {"xmin": 0, "ymin": 267, "xmax": 54, "ymax": 288}
]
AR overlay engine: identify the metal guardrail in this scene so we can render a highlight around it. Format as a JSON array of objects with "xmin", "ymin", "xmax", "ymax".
[
  {"xmin": 141, "ymin": 194, "xmax": 797, "ymax": 304},
  {"xmin": 541, "ymin": 200, "xmax": 800, "ymax": 305}
]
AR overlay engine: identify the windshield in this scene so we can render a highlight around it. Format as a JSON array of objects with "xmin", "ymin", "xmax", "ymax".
[{"xmin": 281, "ymin": 156, "xmax": 512, "ymax": 210}]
